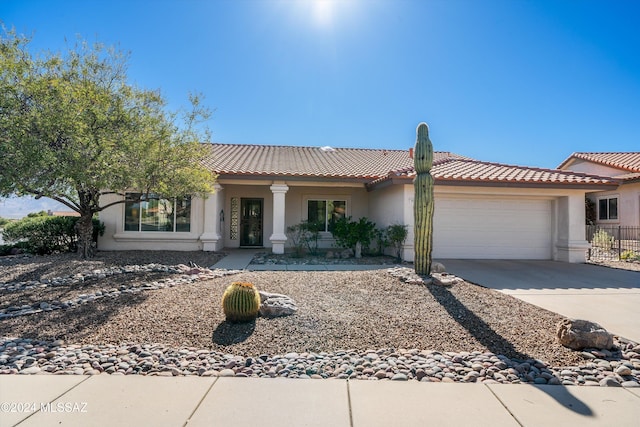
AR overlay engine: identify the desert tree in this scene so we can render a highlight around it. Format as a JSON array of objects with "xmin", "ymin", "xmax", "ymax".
[{"xmin": 0, "ymin": 28, "xmax": 216, "ymax": 257}]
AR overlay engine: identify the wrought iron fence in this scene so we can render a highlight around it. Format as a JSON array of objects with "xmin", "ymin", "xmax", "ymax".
[{"xmin": 586, "ymin": 225, "xmax": 640, "ymax": 261}]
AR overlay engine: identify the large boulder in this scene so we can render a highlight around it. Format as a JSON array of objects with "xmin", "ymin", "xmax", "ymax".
[
  {"xmin": 258, "ymin": 291, "xmax": 297, "ymax": 318},
  {"xmin": 556, "ymin": 319, "xmax": 614, "ymax": 350}
]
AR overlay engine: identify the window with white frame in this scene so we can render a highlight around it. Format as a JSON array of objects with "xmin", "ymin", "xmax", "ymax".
[
  {"xmin": 124, "ymin": 193, "xmax": 191, "ymax": 232},
  {"xmin": 598, "ymin": 197, "xmax": 618, "ymax": 221},
  {"xmin": 307, "ymin": 199, "xmax": 346, "ymax": 232}
]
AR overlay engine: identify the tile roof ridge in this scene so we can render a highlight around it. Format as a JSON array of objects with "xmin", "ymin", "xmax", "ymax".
[
  {"xmin": 573, "ymin": 151, "xmax": 640, "ymax": 154},
  {"xmin": 432, "ymin": 156, "xmax": 460, "ymax": 166},
  {"xmin": 209, "ymin": 142, "xmax": 462, "ymax": 155},
  {"xmin": 445, "ymin": 157, "xmax": 618, "ymax": 181},
  {"xmin": 387, "ymin": 155, "xmax": 463, "ymax": 175},
  {"xmin": 208, "ymin": 142, "xmax": 392, "ymax": 152}
]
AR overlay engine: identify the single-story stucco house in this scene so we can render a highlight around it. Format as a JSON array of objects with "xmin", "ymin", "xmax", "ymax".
[
  {"xmin": 558, "ymin": 152, "xmax": 640, "ymax": 227},
  {"xmin": 99, "ymin": 143, "xmax": 618, "ymax": 263}
]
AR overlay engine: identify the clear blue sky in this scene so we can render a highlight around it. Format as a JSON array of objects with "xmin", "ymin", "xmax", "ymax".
[{"xmin": 1, "ymin": 0, "xmax": 639, "ymax": 217}]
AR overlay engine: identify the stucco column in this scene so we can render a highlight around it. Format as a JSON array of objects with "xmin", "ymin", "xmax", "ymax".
[
  {"xmin": 555, "ymin": 194, "xmax": 590, "ymax": 263},
  {"xmin": 269, "ymin": 183, "xmax": 289, "ymax": 254},
  {"xmin": 200, "ymin": 184, "xmax": 224, "ymax": 251}
]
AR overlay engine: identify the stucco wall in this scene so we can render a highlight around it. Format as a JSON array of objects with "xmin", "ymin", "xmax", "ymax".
[
  {"xmin": 587, "ymin": 182, "xmax": 640, "ymax": 227},
  {"xmin": 209, "ymin": 181, "xmax": 370, "ymax": 250},
  {"xmin": 368, "ymin": 184, "xmax": 405, "ymax": 226},
  {"xmin": 367, "ymin": 183, "xmax": 408, "ymax": 258},
  {"xmin": 98, "ymin": 180, "xmax": 593, "ymax": 263},
  {"xmin": 561, "ymin": 159, "xmax": 640, "ymax": 227},
  {"xmin": 562, "ymin": 159, "xmax": 622, "ymax": 177},
  {"xmin": 283, "ymin": 185, "xmax": 369, "ymax": 249}
]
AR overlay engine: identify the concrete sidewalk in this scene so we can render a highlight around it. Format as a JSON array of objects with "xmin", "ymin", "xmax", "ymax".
[
  {"xmin": 443, "ymin": 260, "xmax": 640, "ymax": 343},
  {"xmin": 1, "ymin": 375, "xmax": 639, "ymax": 427}
]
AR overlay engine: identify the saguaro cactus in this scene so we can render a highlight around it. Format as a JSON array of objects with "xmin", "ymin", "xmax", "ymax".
[{"xmin": 413, "ymin": 122, "xmax": 434, "ymax": 276}]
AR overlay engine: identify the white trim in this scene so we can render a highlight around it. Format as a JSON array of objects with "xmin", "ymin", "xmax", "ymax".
[{"xmin": 113, "ymin": 232, "xmax": 200, "ymax": 243}]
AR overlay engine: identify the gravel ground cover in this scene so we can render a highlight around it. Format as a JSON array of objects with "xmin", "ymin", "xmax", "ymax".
[
  {"xmin": 1, "ymin": 251, "xmax": 638, "ymax": 386},
  {"xmin": 587, "ymin": 259, "xmax": 640, "ymax": 272}
]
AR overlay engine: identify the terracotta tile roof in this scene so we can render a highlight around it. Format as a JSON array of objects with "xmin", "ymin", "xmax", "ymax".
[
  {"xmin": 613, "ymin": 172, "xmax": 640, "ymax": 181},
  {"xmin": 374, "ymin": 158, "xmax": 617, "ymax": 187},
  {"xmin": 203, "ymin": 143, "xmax": 466, "ymax": 179},
  {"xmin": 558, "ymin": 152, "xmax": 640, "ymax": 173},
  {"xmin": 203, "ymin": 143, "xmax": 616, "ymax": 187}
]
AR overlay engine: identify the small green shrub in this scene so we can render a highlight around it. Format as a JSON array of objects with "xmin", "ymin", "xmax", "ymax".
[
  {"xmin": 331, "ymin": 216, "xmax": 377, "ymax": 256},
  {"xmin": 286, "ymin": 220, "xmax": 321, "ymax": 257},
  {"xmin": 620, "ymin": 250, "xmax": 639, "ymax": 261},
  {"xmin": 222, "ymin": 281, "xmax": 261, "ymax": 323},
  {"xmin": 592, "ymin": 229, "xmax": 614, "ymax": 251},
  {"xmin": 387, "ymin": 224, "xmax": 408, "ymax": 262},
  {"xmin": 2, "ymin": 216, "xmax": 104, "ymax": 255}
]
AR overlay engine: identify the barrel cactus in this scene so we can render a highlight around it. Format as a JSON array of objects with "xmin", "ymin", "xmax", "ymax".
[
  {"xmin": 413, "ymin": 122, "xmax": 434, "ymax": 276},
  {"xmin": 222, "ymin": 282, "xmax": 261, "ymax": 323}
]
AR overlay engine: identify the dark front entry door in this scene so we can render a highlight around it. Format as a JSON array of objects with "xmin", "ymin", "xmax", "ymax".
[{"xmin": 240, "ymin": 198, "xmax": 263, "ymax": 246}]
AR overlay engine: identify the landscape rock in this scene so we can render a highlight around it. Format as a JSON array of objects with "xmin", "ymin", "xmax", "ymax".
[
  {"xmin": 0, "ymin": 336, "xmax": 638, "ymax": 386},
  {"xmin": 599, "ymin": 377, "xmax": 621, "ymax": 387},
  {"xmin": 432, "ymin": 273, "xmax": 462, "ymax": 287},
  {"xmin": 431, "ymin": 262, "xmax": 446, "ymax": 273},
  {"xmin": 556, "ymin": 319, "xmax": 614, "ymax": 350},
  {"xmin": 258, "ymin": 291, "xmax": 298, "ymax": 318},
  {"xmin": 616, "ymin": 365, "xmax": 632, "ymax": 376}
]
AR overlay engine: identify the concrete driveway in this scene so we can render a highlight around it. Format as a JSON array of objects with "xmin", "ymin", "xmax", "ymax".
[{"xmin": 441, "ymin": 260, "xmax": 640, "ymax": 343}]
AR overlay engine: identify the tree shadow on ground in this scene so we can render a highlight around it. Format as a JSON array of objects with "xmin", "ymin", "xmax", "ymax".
[
  {"xmin": 426, "ymin": 283, "xmax": 530, "ymax": 360},
  {"xmin": 0, "ymin": 293, "xmax": 149, "ymax": 342},
  {"xmin": 426, "ymin": 283, "xmax": 593, "ymax": 416},
  {"xmin": 212, "ymin": 320, "xmax": 256, "ymax": 345},
  {"xmin": 3, "ymin": 261, "xmax": 56, "ymax": 284}
]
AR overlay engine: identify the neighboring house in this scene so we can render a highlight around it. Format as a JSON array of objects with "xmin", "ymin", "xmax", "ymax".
[
  {"xmin": 558, "ymin": 152, "xmax": 640, "ymax": 227},
  {"xmin": 99, "ymin": 144, "xmax": 617, "ymax": 263}
]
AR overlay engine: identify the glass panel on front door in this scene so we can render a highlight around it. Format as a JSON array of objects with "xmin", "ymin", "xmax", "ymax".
[{"xmin": 240, "ymin": 198, "xmax": 263, "ymax": 246}]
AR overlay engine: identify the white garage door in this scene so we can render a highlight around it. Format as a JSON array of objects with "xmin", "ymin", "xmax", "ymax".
[{"xmin": 433, "ymin": 196, "xmax": 552, "ymax": 259}]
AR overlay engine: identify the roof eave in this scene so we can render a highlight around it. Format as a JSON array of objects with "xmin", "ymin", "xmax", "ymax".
[
  {"xmin": 217, "ymin": 173, "xmax": 374, "ymax": 184},
  {"xmin": 557, "ymin": 154, "xmax": 579, "ymax": 170},
  {"xmin": 367, "ymin": 176, "xmax": 619, "ymax": 191},
  {"xmin": 434, "ymin": 178, "xmax": 619, "ymax": 190}
]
